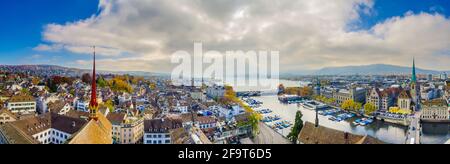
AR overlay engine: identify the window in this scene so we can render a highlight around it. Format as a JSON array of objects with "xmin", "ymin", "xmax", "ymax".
[
  {"xmin": 165, "ymin": 140, "xmax": 170, "ymax": 144},
  {"xmin": 158, "ymin": 140, "xmax": 162, "ymax": 144}
]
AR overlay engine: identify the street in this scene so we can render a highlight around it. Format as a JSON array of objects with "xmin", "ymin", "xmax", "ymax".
[{"xmin": 405, "ymin": 112, "xmax": 422, "ymax": 144}]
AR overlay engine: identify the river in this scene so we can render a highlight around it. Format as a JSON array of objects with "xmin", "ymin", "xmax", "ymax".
[{"xmin": 234, "ymin": 79, "xmax": 450, "ymax": 144}]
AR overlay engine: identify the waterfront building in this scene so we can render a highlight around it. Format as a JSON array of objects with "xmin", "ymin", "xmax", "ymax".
[
  {"xmin": 320, "ymin": 87, "xmax": 335, "ymax": 99},
  {"xmin": 366, "ymin": 88, "xmax": 382, "ymax": 111},
  {"xmin": 333, "ymin": 87, "xmax": 366, "ymax": 105},
  {"xmin": 421, "ymin": 99, "xmax": 449, "ymax": 122},
  {"xmin": 7, "ymin": 94, "xmax": 36, "ymax": 114},
  {"xmin": 398, "ymin": 90, "xmax": 414, "ymax": 112}
]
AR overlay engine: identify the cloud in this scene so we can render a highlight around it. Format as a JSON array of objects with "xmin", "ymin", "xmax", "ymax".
[
  {"xmin": 38, "ymin": 0, "xmax": 450, "ymax": 72},
  {"xmin": 31, "ymin": 54, "xmax": 43, "ymax": 59}
]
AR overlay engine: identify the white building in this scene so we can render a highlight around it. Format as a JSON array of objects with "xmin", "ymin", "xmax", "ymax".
[
  {"xmin": 75, "ymin": 99, "xmax": 89, "ymax": 112},
  {"xmin": 0, "ymin": 113, "xmax": 86, "ymax": 144},
  {"xmin": 421, "ymin": 99, "xmax": 449, "ymax": 121},
  {"xmin": 144, "ymin": 118, "xmax": 182, "ymax": 144},
  {"xmin": 7, "ymin": 94, "xmax": 36, "ymax": 114},
  {"xmin": 206, "ymin": 85, "xmax": 225, "ymax": 99}
]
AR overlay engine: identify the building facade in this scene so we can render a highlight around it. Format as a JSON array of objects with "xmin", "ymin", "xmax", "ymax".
[
  {"xmin": 334, "ymin": 87, "xmax": 366, "ymax": 105},
  {"xmin": 7, "ymin": 94, "xmax": 36, "ymax": 114},
  {"xmin": 144, "ymin": 118, "xmax": 182, "ymax": 144},
  {"xmin": 421, "ymin": 99, "xmax": 449, "ymax": 121}
]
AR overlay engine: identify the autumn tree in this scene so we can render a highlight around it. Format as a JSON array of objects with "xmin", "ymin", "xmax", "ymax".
[
  {"xmin": 108, "ymin": 77, "xmax": 133, "ymax": 93},
  {"xmin": 364, "ymin": 103, "xmax": 377, "ymax": 115},
  {"xmin": 31, "ymin": 77, "xmax": 40, "ymax": 85},
  {"xmin": 278, "ymin": 84, "xmax": 285, "ymax": 95},
  {"xmin": 81, "ymin": 73, "xmax": 92, "ymax": 84}
]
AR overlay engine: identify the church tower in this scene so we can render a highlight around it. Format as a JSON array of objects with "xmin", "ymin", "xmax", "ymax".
[
  {"xmin": 89, "ymin": 46, "xmax": 99, "ymax": 121},
  {"xmin": 410, "ymin": 58, "xmax": 420, "ymax": 111}
]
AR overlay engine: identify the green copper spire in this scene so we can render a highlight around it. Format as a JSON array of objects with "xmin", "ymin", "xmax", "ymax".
[{"xmin": 412, "ymin": 58, "xmax": 417, "ymax": 83}]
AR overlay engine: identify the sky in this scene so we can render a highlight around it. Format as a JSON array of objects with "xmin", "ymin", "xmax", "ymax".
[{"xmin": 0, "ymin": 0, "xmax": 449, "ymax": 73}]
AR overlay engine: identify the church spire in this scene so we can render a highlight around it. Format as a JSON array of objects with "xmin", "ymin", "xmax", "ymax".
[
  {"xmin": 412, "ymin": 57, "xmax": 417, "ymax": 83},
  {"xmin": 89, "ymin": 46, "xmax": 98, "ymax": 121}
]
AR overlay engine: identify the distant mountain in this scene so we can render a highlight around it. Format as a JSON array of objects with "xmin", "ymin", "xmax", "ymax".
[
  {"xmin": 0, "ymin": 65, "xmax": 167, "ymax": 77},
  {"xmin": 313, "ymin": 64, "xmax": 447, "ymax": 75}
]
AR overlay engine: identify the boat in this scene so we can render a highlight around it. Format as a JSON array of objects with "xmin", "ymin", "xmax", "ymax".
[
  {"xmin": 273, "ymin": 115, "xmax": 281, "ymax": 121},
  {"xmin": 359, "ymin": 118, "xmax": 374, "ymax": 126},
  {"xmin": 328, "ymin": 116, "xmax": 336, "ymax": 121},
  {"xmin": 353, "ymin": 119, "xmax": 362, "ymax": 125}
]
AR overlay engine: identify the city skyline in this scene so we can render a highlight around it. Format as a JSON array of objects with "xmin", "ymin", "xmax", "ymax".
[{"xmin": 0, "ymin": 0, "xmax": 450, "ymax": 73}]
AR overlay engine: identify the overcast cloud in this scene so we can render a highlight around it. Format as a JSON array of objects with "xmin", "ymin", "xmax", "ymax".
[{"xmin": 36, "ymin": 0, "xmax": 450, "ymax": 73}]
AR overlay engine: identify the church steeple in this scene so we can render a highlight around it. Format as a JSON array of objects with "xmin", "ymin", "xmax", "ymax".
[
  {"xmin": 412, "ymin": 57, "xmax": 417, "ymax": 83},
  {"xmin": 89, "ymin": 46, "xmax": 99, "ymax": 121}
]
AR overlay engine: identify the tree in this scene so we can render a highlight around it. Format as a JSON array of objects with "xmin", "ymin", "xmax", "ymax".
[
  {"xmin": 354, "ymin": 102, "xmax": 362, "ymax": 112},
  {"xmin": 108, "ymin": 77, "xmax": 133, "ymax": 93},
  {"xmin": 341, "ymin": 100, "xmax": 361, "ymax": 112},
  {"xmin": 287, "ymin": 111, "xmax": 304, "ymax": 143},
  {"xmin": 278, "ymin": 84, "xmax": 285, "ymax": 95},
  {"xmin": 364, "ymin": 103, "xmax": 377, "ymax": 115},
  {"xmin": 104, "ymin": 99, "xmax": 115, "ymax": 113},
  {"xmin": 341, "ymin": 100, "xmax": 354, "ymax": 111},
  {"xmin": 21, "ymin": 88, "xmax": 31, "ymax": 95},
  {"xmin": 97, "ymin": 76, "xmax": 108, "ymax": 88},
  {"xmin": 81, "ymin": 73, "xmax": 92, "ymax": 84},
  {"xmin": 31, "ymin": 77, "xmax": 40, "ymax": 85}
]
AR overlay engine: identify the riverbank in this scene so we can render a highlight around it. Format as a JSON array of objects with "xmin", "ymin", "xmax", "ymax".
[{"xmin": 252, "ymin": 95, "xmax": 449, "ymax": 144}]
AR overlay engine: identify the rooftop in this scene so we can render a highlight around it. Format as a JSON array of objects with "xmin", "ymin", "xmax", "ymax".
[{"xmin": 298, "ymin": 122, "xmax": 385, "ymax": 144}]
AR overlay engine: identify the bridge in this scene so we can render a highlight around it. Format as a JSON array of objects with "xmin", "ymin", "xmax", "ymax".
[{"xmin": 405, "ymin": 111, "xmax": 422, "ymax": 144}]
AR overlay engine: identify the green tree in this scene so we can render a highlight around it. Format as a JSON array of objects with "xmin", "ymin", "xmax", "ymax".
[
  {"xmin": 104, "ymin": 99, "xmax": 115, "ymax": 113},
  {"xmin": 21, "ymin": 88, "xmax": 31, "ymax": 95},
  {"xmin": 287, "ymin": 111, "xmax": 304, "ymax": 143},
  {"xmin": 354, "ymin": 102, "xmax": 362, "ymax": 112},
  {"xmin": 97, "ymin": 76, "xmax": 108, "ymax": 88},
  {"xmin": 364, "ymin": 103, "xmax": 377, "ymax": 115}
]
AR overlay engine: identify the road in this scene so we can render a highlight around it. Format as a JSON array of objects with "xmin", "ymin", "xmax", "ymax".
[
  {"xmin": 405, "ymin": 111, "xmax": 422, "ymax": 144},
  {"xmin": 253, "ymin": 122, "xmax": 291, "ymax": 144}
]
